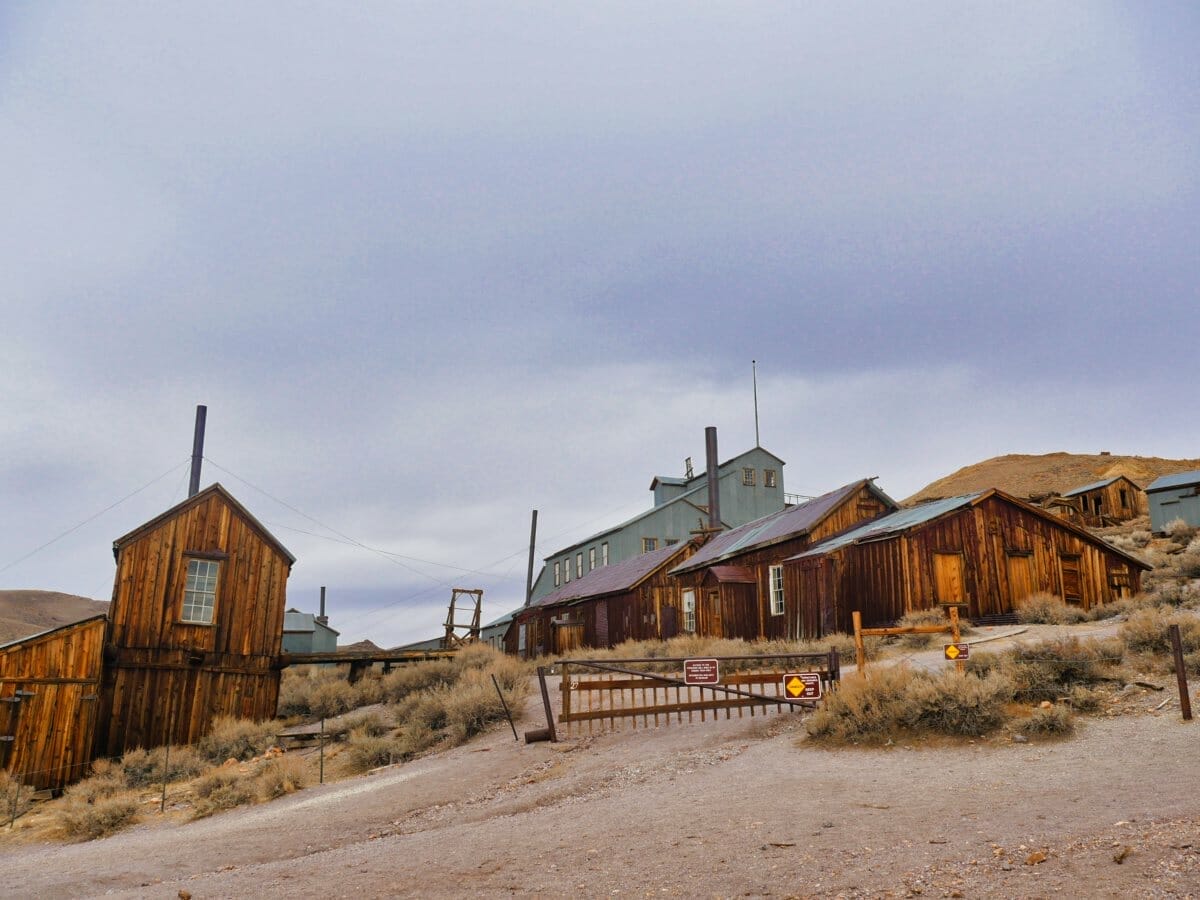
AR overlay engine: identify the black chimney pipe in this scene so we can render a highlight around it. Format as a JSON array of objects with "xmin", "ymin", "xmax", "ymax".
[
  {"xmin": 318, "ymin": 586, "xmax": 328, "ymax": 625},
  {"xmin": 525, "ymin": 510, "xmax": 538, "ymax": 606},
  {"xmin": 705, "ymin": 426, "xmax": 721, "ymax": 530},
  {"xmin": 188, "ymin": 405, "xmax": 207, "ymax": 498}
]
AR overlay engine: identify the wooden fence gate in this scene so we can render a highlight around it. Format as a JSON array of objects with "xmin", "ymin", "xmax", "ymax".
[{"xmin": 555, "ymin": 651, "xmax": 839, "ymax": 735}]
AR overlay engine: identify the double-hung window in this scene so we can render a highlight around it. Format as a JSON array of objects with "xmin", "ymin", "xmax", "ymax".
[
  {"xmin": 182, "ymin": 558, "xmax": 219, "ymax": 624},
  {"xmin": 769, "ymin": 565, "xmax": 785, "ymax": 616},
  {"xmin": 682, "ymin": 589, "xmax": 696, "ymax": 633},
  {"xmin": 601, "ymin": 542, "xmax": 609, "ymax": 566},
  {"xmin": 576, "ymin": 552, "xmax": 584, "ymax": 578},
  {"xmin": 554, "ymin": 561, "xmax": 561, "ymax": 587},
  {"xmin": 588, "ymin": 547, "xmax": 596, "ymax": 571}
]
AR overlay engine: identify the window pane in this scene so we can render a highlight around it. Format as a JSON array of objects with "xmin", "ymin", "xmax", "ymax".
[{"xmin": 181, "ymin": 558, "xmax": 218, "ymax": 624}]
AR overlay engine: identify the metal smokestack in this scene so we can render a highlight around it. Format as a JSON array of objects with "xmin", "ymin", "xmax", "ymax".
[
  {"xmin": 188, "ymin": 405, "xmax": 207, "ymax": 498},
  {"xmin": 525, "ymin": 510, "xmax": 538, "ymax": 607},
  {"xmin": 705, "ymin": 426, "xmax": 721, "ymax": 531},
  {"xmin": 318, "ymin": 586, "xmax": 328, "ymax": 625}
]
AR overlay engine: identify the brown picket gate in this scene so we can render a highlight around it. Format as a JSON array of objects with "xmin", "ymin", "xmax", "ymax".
[{"xmin": 554, "ymin": 651, "xmax": 839, "ymax": 735}]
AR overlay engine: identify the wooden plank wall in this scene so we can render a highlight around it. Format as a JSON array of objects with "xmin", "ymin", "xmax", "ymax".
[
  {"xmin": 97, "ymin": 490, "xmax": 290, "ymax": 757},
  {"xmin": 0, "ymin": 617, "xmax": 105, "ymax": 790}
]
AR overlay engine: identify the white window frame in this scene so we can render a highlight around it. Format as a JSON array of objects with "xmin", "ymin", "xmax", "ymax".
[
  {"xmin": 743, "ymin": 467, "xmax": 756, "ymax": 486},
  {"xmin": 564, "ymin": 557, "xmax": 571, "ymax": 583},
  {"xmin": 576, "ymin": 552, "xmax": 584, "ymax": 578},
  {"xmin": 682, "ymin": 589, "xmax": 696, "ymax": 633},
  {"xmin": 554, "ymin": 561, "xmax": 561, "ymax": 587},
  {"xmin": 182, "ymin": 558, "xmax": 219, "ymax": 624},
  {"xmin": 642, "ymin": 537, "xmax": 658, "ymax": 553},
  {"xmin": 588, "ymin": 547, "xmax": 596, "ymax": 571},
  {"xmin": 769, "ymin": 565, "xmax": 785, "ymax": 616},
  {"xmin": 601, "ymin": 542, "xmax": 609, "ymax": 566}
]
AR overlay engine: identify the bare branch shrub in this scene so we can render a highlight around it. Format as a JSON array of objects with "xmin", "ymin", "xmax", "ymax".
[{"xmin": 1014, "ymin": 593, "xmax": 1087, "ymax": 625}]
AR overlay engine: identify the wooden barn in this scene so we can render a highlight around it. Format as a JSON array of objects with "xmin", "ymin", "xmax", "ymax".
[
  {"xmin": 94, "ymin": 483, "xmax": 295, "ymax": 758},
  {"xmin": 0, "ymin": 616, "xmax": 107, "ymax": 790},
  {"xmin": 666, "ymin": 479, "xmax": 898, "ymax": 642},
  {"xmin": 1048, "ymin": 476, "xmax": 1147, "ymax": 527},
  {"xmin": 510, "ymin": 540, "xmax": 699, "ymax": 658},
  {"xmin": 785, "ymin": 489, "xmax": 1150, "ymax": 639}
]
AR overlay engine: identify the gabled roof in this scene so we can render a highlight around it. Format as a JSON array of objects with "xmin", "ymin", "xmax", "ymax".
[
  {"xmin": 1062, "ymin": 475, "xmax": 1139, "ymax": 497},
  {"xmin": 1146, "ymin": 470, "xmax": 1200, "ymax": 493},
  {"xmin": 0, "ymin": 613, "xmax": 108, "ymax": 652},
  {"xmin": 530, "ymin": 540, "xmax": 694, "ymax": 609},
  {"xmin": 788, "ymin": 489, "xmax": 1151, "ymax": 570},
  {"xmin": 112, "ymin": 482, "xmax": 296, "ymax": 565},
  {"xmin": 669, "ymin": 479, "xmax": 897, "ymax": 575},
  {"xmin": 283, "ymin": 611, "xmax": 340, "ymax": 636}
]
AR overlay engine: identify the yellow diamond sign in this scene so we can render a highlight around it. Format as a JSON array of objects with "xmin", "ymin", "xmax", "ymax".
[
  {"xmin": 944, "ymin": 643, "xmax": 970, "ymax": 661},
  {"xmin": 945, "ymin": 644, "xmax": 960, "ymax": 660},
  {"xmin": 782, "ymin": 672, "xmax": 822, "ymax": 700},
  {"xmin": 786, "ymin": 676, "xmax": 804, "ymax": 696}
]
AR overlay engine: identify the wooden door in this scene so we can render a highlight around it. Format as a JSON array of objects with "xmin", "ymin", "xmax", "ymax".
[
  {"xmin": 706, "ymin": 590, "xmax": 723, "ymax": 638},
  {"xmin": 595, "ymin": 600, "xmax": 610, "ymax": 648},
  {"xmin": 1059, "ymin": 556, "xmax": 1082, "ymax": 603},
  {"xmin": 660, "ymin": 605, "xmax": 678, "ymax": 640},
  {"xmin": 933, "ymin": 553, "xmax": 966, "ymax": 606},
  {"xmin": 1006, "ymin": 554, "xmax": 1035, "ymax": 606},
  {"xmin": 555, "ymin": 623, "xmax": 584, "ymax": 654}
]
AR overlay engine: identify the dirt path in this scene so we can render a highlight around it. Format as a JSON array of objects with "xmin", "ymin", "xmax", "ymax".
[{"xmin": 3, "ymin": 668, "xmax": 1199, "ymax": 900}]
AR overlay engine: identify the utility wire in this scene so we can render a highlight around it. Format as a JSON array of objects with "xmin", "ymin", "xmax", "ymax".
[{"xmin": 0, "ymin": 459, "xmax": 190, "ymax": 576}]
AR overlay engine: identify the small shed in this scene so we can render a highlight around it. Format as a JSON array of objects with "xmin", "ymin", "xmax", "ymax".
[
  {"xmin": 1053, "ymin": 476, "xmax": 1147, "ymax": 526},
  {"xmin": 0, "ymin": 615, "xmax": 106, "ymax": 790},
  {"xmin": 785, "ymin": 489, "xmax": 1150, "ymax": 638},
  {"xmin": 1146, "ymin": 471, "xmax": 1200, "ymax": 533},
  {"xmin": 511, "ymin": 540, "xmax": 699, "ymax": 658},
  {"xmin": 94, "ymin": 483, "xmax": 295, "ymax": 758},
  {"xmin": 282, "ymin": 610, "xmax": 340, "ymax": 654},
  {"xmin": 666, "ymin": 479, "xmax": 898, "ymax": 641}
]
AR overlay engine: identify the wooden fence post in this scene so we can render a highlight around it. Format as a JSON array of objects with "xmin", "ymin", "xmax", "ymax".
[
  {"xmin": 949, "ymin": 606, "xmax": 965, "ymax": 675},
  {"xmin": 1169, "ymin": 624, "xmax": 1193, "ymax": 722},
  {"xmin": 537, "ymin": 666, "xmax": 558, "ymax": 742},
  {"xmin": 852, "ymin": 611, "xmax": 865, "ymax": 675}
]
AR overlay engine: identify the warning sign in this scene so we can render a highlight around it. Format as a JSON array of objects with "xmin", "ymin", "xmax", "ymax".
[
  {"xmin": 783, "ymin": 672, "xmax": 823, "ymax": 701},
  {"xmin": 944, "ymin": 643, "xmax": 970, "ymax": 661},
  {"xmin": 683, "ymin": 658, "xmax": 720, "ymax": 685}
]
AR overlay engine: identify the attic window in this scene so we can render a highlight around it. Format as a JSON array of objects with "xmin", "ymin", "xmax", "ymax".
[
  {"xmin": 764, "ymin": 469, "xmax": 777, "ymax": 488},
  {"xmin": 742, "ymin": 467, "xmax": 756, "ymax": 486},
  {"xmin": 181, "ymin": 558, "xmax": 219, "ymax": 624},
  {"xmin": 642, "ymin": 537, "xmax": 658, "ymax": 553}
]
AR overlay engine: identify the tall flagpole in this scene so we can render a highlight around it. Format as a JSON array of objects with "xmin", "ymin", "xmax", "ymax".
[{"xmin": 752, "ymin": 360, "xmax": 760, "ymax": 447}]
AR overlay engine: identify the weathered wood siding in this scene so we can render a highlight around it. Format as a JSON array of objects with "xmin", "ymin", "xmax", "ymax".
[
  {"xmin": 1071, "ymin": 478, "xmax": 1148, "ymax": 526},
  {"xmin": 0, "ymin": 617, "xmax": 105, "ymax": 790},
  {"xmin": 96, "ymin": 487, "xmax": 292, "ymax": 757},
  {"xmin": 789, "ymin": 494, "xmax": 1146, "ymax": 638}
]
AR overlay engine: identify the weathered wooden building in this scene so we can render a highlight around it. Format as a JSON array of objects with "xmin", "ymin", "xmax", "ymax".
[
  {"xmin": 1146, "ymin": 470, "xmax": 1200, "ymax": 533},
  {"xmin": 666, "ymin": 479, "xmax": 898, "ymax": 641},
  {"xmin": 511, "ymin": 540, "xmax": 699, "ymax": 658},
  {"xmin": 94, "ymin": 483, "xmax": 295, "ymax": 758},
  {"xmin": 0, "ymin": 616, "xmax": 107, "ymax": 790},
  {"xmin": 1048, "ymin": 475, "xmax": 1147, "ymax": 526},
  {"xmin": 785, "ymin": 489, "xmax": 1149, "ymax": 638}
]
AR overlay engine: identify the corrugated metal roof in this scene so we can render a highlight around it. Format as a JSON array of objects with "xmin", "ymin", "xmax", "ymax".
[
  {"xmin": 788, "ymin": 493, "xmax": 983, "ymax": 560},
  {"xmin": 282, "ymin": 611, "xmax": 340, "ymax": 636},
  {"xmin": 670, "ymin": 479, "xmax": 894, "ymax": 574},
  {"xmin": 1146, "ymin": 470, "xmax": 1200, "ymax": 493},
  {"xmin": 708, "ymin": 565, "xmax": 756, "ymax": 584},
  {"xmin": 530, "ymin": 541, "xmax": 691, "ymax": 608},
  {"xmin": 1061, "ymin": 477, "xmax": 1121, "ymax": 497}
]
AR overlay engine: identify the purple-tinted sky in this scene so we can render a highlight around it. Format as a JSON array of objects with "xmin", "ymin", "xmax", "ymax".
[{"xmin": 2, "ymin": 3, "xmax": 1197, "ymax": 645}]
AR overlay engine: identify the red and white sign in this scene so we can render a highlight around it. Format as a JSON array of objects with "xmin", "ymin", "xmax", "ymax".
[
  {"xmin": 683, "ymin": 658, "xmax": 720, "ymax": 685},
  {"xmin": 783, "ymin": 672, "xmax": 823, "ymax": 701}
]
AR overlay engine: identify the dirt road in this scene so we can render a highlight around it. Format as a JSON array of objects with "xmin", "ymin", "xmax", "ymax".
[{"xmin": 4, "ymin": 664, "xmax": 1199, "ymax": 900}]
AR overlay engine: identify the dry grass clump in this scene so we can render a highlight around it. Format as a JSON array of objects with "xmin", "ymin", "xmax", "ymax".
[
  {"xmin": 117, "ymin": 745, "xmax": 207, "ymax": 787},
  {"xmin": 1015, "ymin": 593, "xmax": 1088, "ymax": 625},
  {"xmin": 340, "ymin": 733, "xmax": 407, "ymax": 774},
  {"xmin": 254, "ymin": 756, "xmax": 309, "ymax": 800},
  {"xmin": 52, "ymin": 795, "xmax": 139, "ymax": 841},
  {"xmin": 1165, "ymin": 518, "xmax": 1199, "ymax": 544},
  {"xmin": 970, "ymin": 637, "xmax": 1123, "ymax": 704},
  {"xmin": 1018, "ymin": 705, "xmax": 1075, "ymax": 737},
  {"xmin": 278, "ymin": 665, "xmax": 387, "ymax": 718},
  {"xmin": 889, "ymin": 609, "xmax": 966, "ymax": 650},
  {"xmin": 1, "ymin": 771, "xmax": 33, "ymax": 822},
  {"xmin": 190, "ymin": 767, "xmax": 258, "ymax": 819},
  {"xmin": 196, "ymin": 716, "xmax": 278, "ymax": 764},
  {"xmin": 805, "ymin": 667, "xmax": 1011, "ymax": 744},
  {"xmin": 1119, "ymin": 607, "xmax": 1200, "ymax": 673},
  {"xmin": 327, "ymin": 710, "xmax": 390, "ymax": 741},
  {"xmin": 379, "ymin": 659, "xmax": 457, "ymax": 703}
]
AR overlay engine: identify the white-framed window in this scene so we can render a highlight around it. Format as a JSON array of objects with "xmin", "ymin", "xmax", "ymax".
[
  {"xmin": 742, "ymin": 467, "xmax": 756, "ymax": 486},
  {"xmin": 554, "ymin": 561, "xmax": 561, "ymax": 587},
  {"xmin": 576, "ymin": 552, "xmax": 583, "ymax": 577},
  {"xmin": 642, "ymin": 537, "xmax": 658, "ymax": 553},
  {"xmin": 601, "ymin": 542, "xmax": 609, "ymax": 566},
  {"xmin": 764, "ymin": 469, "xmax": 777, "ymax": 488},
  {"xmin": 182, "ymin": 558, "xmax": 219, "ymax": 624},
  {"xmin": 518, "ymin": 623, "xmax": 527, "ymax": 652},
  {"xmin": 588, "ymin": 547, "xmax": 596, "ymax": 571},
  {"xmin": 564, "ymin": 557, "xmax": 571, "ymax": 583},
  {"xmin": 769, "ymin": 565, "xmax": 785, "ymax": 616},
  {"xmin": 682, "ymin": 589, "xmax": 696, "ymax": 633}
]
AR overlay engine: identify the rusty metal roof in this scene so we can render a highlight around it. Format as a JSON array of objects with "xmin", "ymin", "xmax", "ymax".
[
  {"xmin": 669, "ymin": 479, "xmax": 895, "ymax": 574},
  {"xmin": 529, "ymin": 541, "xmax": 693, "ymax": 609},
  {"xmin": 1062, "ymin": 476, "xmax": 1130, "ymax": 497},
  {"xmin": 788, "ymin": 494, "xmax": 983, "ymax": 560},
  {"xmin": 706, "ymin": 565, "xmax": 756, "ymax": 584}
]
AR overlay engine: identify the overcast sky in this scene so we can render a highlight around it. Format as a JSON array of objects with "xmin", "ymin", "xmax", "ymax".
[{"xmin": 2, "ymin": 3, "xmax": 1197, "ymax": 647}]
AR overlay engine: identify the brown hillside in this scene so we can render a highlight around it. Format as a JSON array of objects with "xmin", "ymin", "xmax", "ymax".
[
  {"xmin": 904, "ymin": 452, "xmax": 1200, "ymax": 507},
  {"xmin": 0, "ymin": 590, "xmax": 109, "ymax": 644}
]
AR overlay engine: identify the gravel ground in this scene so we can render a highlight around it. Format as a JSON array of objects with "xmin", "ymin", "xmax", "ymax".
[{"xmin": 3, "ymin": 633, "xmax": 1197, "ymax": 899}]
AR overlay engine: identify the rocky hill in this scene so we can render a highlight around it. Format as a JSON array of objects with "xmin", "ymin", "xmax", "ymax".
[
  {"xmin": 0, "ymin": 590, "xmax": 109, "ymax": 644},
  {"xmin": 903, "ymin": 452, "xmax": 1200, "ymax": 507}
]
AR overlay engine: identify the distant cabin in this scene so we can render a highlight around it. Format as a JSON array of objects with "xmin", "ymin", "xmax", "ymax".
[
  {"xmin": 1048, "ymin": 476, "xmax": 1146, "ymax": 527},
  {"xmin": 282, "ymin": 609, "xmax": 339, "ymax": 654},
  {"xmin": 786, "ymin": 489, "xmax": 1149, "ymax": 638},
  {"xmin": 1146, "ymin": 470, "xmax": 1200, "ymax": 533}
]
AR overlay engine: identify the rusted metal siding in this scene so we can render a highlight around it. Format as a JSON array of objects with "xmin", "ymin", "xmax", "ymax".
[
  {"xmin": 96, "ymin": 486, "xmax": 292, "ymax": 758},
  {"xmin": 0, "ymin": 617, "xmax": 106, "ymax": 790},
  {"xmin": 789, "ymin": 493, "xmax": 1146, "ymax": 638}
]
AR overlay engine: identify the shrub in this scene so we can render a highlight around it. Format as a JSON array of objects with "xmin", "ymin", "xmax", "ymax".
[
  {"xmin": 54, "ymin": 796, "xmax": 139, "ymax": 840},
  {"xmin": 1015, "ymin": 593, "xmax": 1087, "ymax": 625},
  {"xmin": 968, "ymin": 637, "xmax": 1122, "ymax": 703},
  {"xmin": 892, "ymin": 609, "xmax": 958, "ymax": 650},
  {"xmin": 327, "ymin": 710, "xmax": 390, "ymax": 741},
  {"xmin": 1130, "ymin": 530, "xmax": 1152, "ymax": 548},
  {"xmin": 190, "ymin": 767, "xmax": 257, "ymax": 819},
  {"xmin": 1176, "ymin": 549, "xmax": 1200, "ymax": 580},
  {"xmin": 1120, "ymin": 607, "xmax": 1200, "ymax": 655},
  {"xmin": 340, "ymin": 733, "xmax": 406, "ymax": 774},
  {"xmin": 117, "ymin": 745, "xmax": 206, "ymax": 787},
  {"xmin": 1018, "ymin": 705, "xmax": 1075, "ymax": 737},
  {"xmin": 0, "ymin": 770, "xmax": 34, "ymax": 822},
  {"xmin": 899, "ymin": 670, "xmax": 1012, "ymax": 736},
  {"xmin": 379, "ymin": 659, "xmax": 457, "ymax": 703},
  {"xmin": 255, "ymin": 756, "xmax": 309, "ymax": 800},
  {"xmin": 307, "ymin": 679, "xmax": 363, "ymax": 719},
  {"xmin": 1067, "ymin": 686, "xmax": 1105, "ymax": 712},
  {"xmin": 196, "ymin": 717, "xmax": 278, "ymax": 764},
  {"xmin": 1166, "ymin": 518, "xmax": 1198, "ymax": 544}
]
